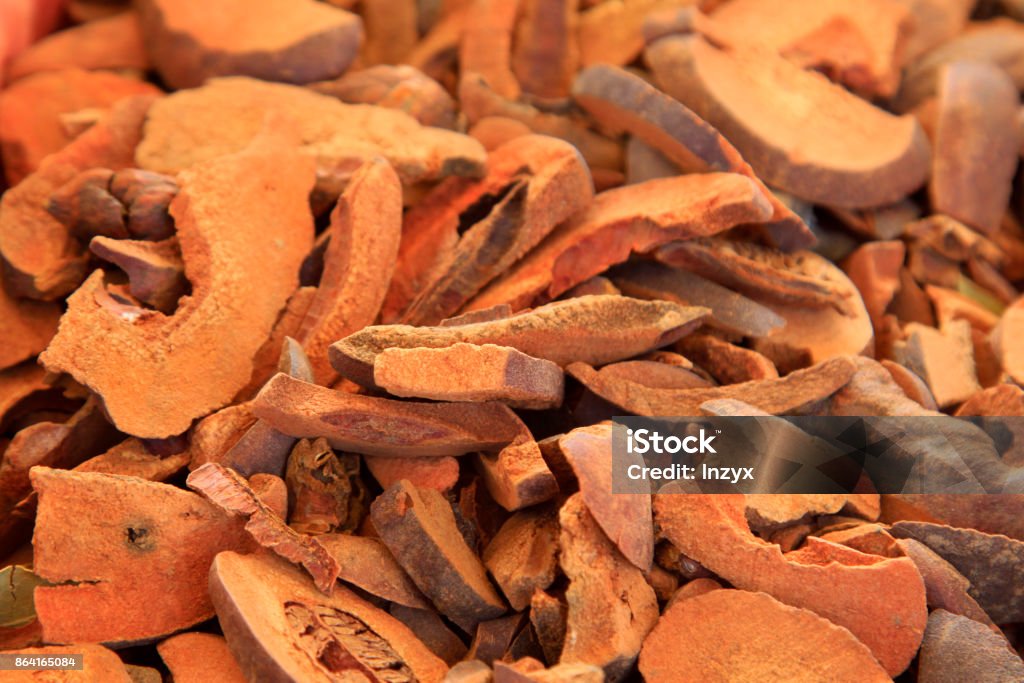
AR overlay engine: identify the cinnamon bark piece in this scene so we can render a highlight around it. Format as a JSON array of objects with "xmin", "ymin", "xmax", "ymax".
[
  {"xmin": 158, "ymin": 633, "xmax": 245, "ymax": 683},
  {"xmin": 530, "ymin": 589, "xmax": 568, "ymax": 665},
  {"xmin": 317, "ymin": 534, "xmax": 431, "ymax": 609},
  {"xmin": 469, "ymin": 116, "xmax": 533, "ymax": 150},
  {"xmin": 360, "ymin": 0, "xmax": 418, "ymax": 66},
  {"xmin": 640, "ymin": 589, "xmax": 890, "ymax": 683},
  {"xmin": 89, "ymin": 237, "xmax": 187, "ymax": 314},
  {"xmin": 298, "ymin": 158, "xmax": 401, "ymax": 384},
  {"xmin": 467, "ymin": 173, "xmax": 774, "ymax": 312},
  {"xmin": 655, "ymin": 494, "xmax": 927, "ymax": 676},
  {"xmin": 476, "ymin": 438, "xmax": 559, "ymax": 511},
  {"xmin": 376, "ymin": 343, "xmax": 564, "ymax": 409},
  {"xmin": 285, "ymin": 438, "xmax": 365, "ymax": 535},
  {"xmin": 0, "ymin": 645, "xmax": 131, "ymax": 683},
  {"xmin": 7, "ymin": 12, "xmax": 148, "ymax": 81},
  {"xmin": 365, "ymin": 455, "xmax": 460, "ymax": 492},
  {"xmin": 880, "ymin": 360, "xmax": 940, "ymax": 411},
  {"xmin": 676, "ymin": 334, "xmax": 778, "ymax": 384},
  {"xmin": 0, "ymin": 95, "xmax": 155, "ymax": 300},
  {"xmin": 30, "ymin": 467, "xmax": 251, "ymax": 644},
  {"xmin": 41, "ymin": 125, "xmax": 315, "ymax": 438},
  {"xmin": 0, "ymin": 363, "xmax": 57, "ymax": 430},
  {"xmin": 254, "ymin": 373, "xmax": 524, "ymax": 457},
  {"xmin": 333, "ymin": 296, "xmax": 707, "ymax": 388},
  {"xmin": 625, "ymin": 137, "xmax": 677, "ymax": 184},
  {"xmin": 577, "ymin": 0, "xmax": 688, "ymax": 67},
  {"xmin": 919, "ymin": 610, "xmax": 1024, "ymax": 683},
  {"xmin": 135, "ymin": 0, "xmax": 361, "ymax": 89},
  {"xmin": 135, "ymin": 77, "xmax": 485, "ymax": 183},
  {"xmin": 843, "ymin": 240, "xmax": 905, "ymax": 330},
  {"xmin": 931, "ymin": 62, "xmax": 1018, "ymax": 235},
  {"xmin": 482, "ymin": 506, "xmax": 559, "ymax": 611},
  {"xmin": 371, "ymin": 480, "xmax": 507, "ymax": 627},
  {"xmin": 0, "ymin": 69, "xmax": 159, "ymax": 186},
  {"xmin": 559, "ymin": 494, "xmax": 658, "ymax": 682},
  {"xmin": 187, "ymin": 463, "xmax": 340, "ymax": 594},
  {"xmin": 558, "ymin": 424, "xmax": 653, "ymax": 571},
  {"xmin": 210, "ymin": 550, "xmax": 448, "ymax": 683},
  {"xmin": 645, "ymin": 34, "xmax": 930, "ymax": 208},
  {"xmin": 311, "ymin": 65, "xmax": 457, "ymax": 129},
  {"xmin": 512, "ymin": 0, "xmax": 579, "ymax": 99},
  {"xmin": 991, "ymin": 295, "xmax": 1024, "ymax": 385},
  {"xmin": 0, "ymin": 278, "xmax": 60, "ymax": 371},
  {"xmin": 238, "ymin": 287, "xmax": 316, "ymax": 401},
  {"xmin": 568, "ymin": 355, "xmax": 856, "ymax": 417},
  {"xmin": 467, "ymin": 613, "xmax": 527, "ymax": 666},
  {"xmin": 460, "ymin": 0, "xmax": 519, "ymax": 100},
  {"xmin": 78, "ymin": 438, "xmax": 189, "ymax": 481},
  {"xmin": 571, "ymin": 64, "xmax": 813, "ymax": 249},
  {"xmin": 745, "ymin": 495, "xmax": 858, "ymax": 532},
  {"xmin": 893, "ymin": 320, "xmax": 981, "ymax": 408},
  {"xmin": 897, "ymin": 0, "xmax": 975, "ymax": 62}
]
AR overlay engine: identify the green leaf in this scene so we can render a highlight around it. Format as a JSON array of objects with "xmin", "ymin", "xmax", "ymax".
[{"xmin": 0, "ymin": 565, "xmax": 48, "ymax": 629}]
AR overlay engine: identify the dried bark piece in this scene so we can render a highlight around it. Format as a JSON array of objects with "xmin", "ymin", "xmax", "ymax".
[
  {"xmin": 745, "ymin": 495, "xmax": 855, "ymax": 532},
  {"xmin": 843, "ymin": 240, "xmax": 905, "ymax": 330},
  {"xmin": 568, "ymin": 355, "xmax": 857, "ymax": 417},
  {"xmin": 389, "ymin": 605, "xmax": 468, "ymax": 666},
  {"xmin": 135, "ymin": 0, "xmax": 361, "ymax": 89},
  {"xmin": 285, "ymin": 437, "xmax": 365, "ymax": 535},
  {"xmin": 158, "ymin": 633, "xmax": 245, "ymax": 683},
  {"xmin": 89, "ymin": 237, "xmax": 187, "ymax": 314},
  {"xmin": 238, "ymin": 286, "xmax": 317, "ymax": 401},
  {"xmin": 890, "ymin": 521, "xmax": 1024, "ymax": 624},
  {"xmin": 371, "ymin": 480, "xmax": 507, "ymax": 627},
  {"xmin": 0, "ymin": 279, "xmax": 60, "ymax": 371},
  {"xmin": 365, "ymin": 455, "xmax": 460, "ymax": 492},
  {"xmin": 318, "ymin": 534, "xmax": 431, "ymax": 609},
  {"xmin": 460, "ymin": 0, "xmax": 520, "ymax": 100},
  {"xmin": 298, "ymin": 158, "xmax": 401, "ymax": 384},
  {"xmin": 991, "ymin": 296, "xmax": 1024, "ymax": 384},
  {"xmin": 477, "ymin": 438, "xmax": 559, "ymax": 512},
  {"xmin": 563, "ymin": 276, "xmax": 621, "ymax": 299},
  {"xmin": 558, "ymin": 424, "xmax": 653, "ymax": 571},
  {"xmin": 927, "ymin": 285, "xmax": 1000, "ymax": 333},
  {"xmin": 311, "ymin": 64, "xmax": 457, "ymax": 129},
  {"xmin": 332, "ymin": 296, "xmax": 708, "ymax": 388},
  {"xmin": 559, "ymin": 494, "xmax": 658, "ymax": 682},
  {"xmin": 880, "ymin": 360, "xmax": 939, "ymax": 411},
  {"xmin": 610, "ymin": 261, "xmax": 784, "ymax": 339},
  {"xmin": 512, "ymin": 0, "xmax": 579, "ymax": 99},
  {"xmin": 640, "ymin": 589, "xmax": 890, "ymax": 683},
  {"xmin": 468, "ymin": 173, "xmax": 775, "ymax": 312},
  {"xmin": 440, "ymin": 304, "xmax": 514, "ymax": 327},
  {"xmin": 0, "ymin": 69, "xmax": 159, "ymax": 186},
  {"xmin": 469, "ymin": 116, "xmax": 533, "ymax": 150},
  {"xmin": 893, "ymin": 320, "xmax": 981, "ymax": 408},
  {"xmin": 918, "ymin": 610, "xmax": 1024, "ymax": 683},
  {"xmin": 897, "ymin": 0, "xmax": 974, "ymax": 61},
  {"xmin": 930, "ymin": 62, "xmax": 1018, "ymax": 235},
  {"xmin": 41, "ymin": 125, "xmax": 315, "ymax": 438},
  {"xmin": 577, "ymin": 0, "xmax": 686, "ymax": 67},
  {"xmin": 7, "ymin": 12, "xmax": 148, "ymax": 81},
  {"xmin": 646, "ymin": 34, "xmax": 930, "ymax": 208},
  {"xmin": 376, "ymin": 343, "xmax": 564, "ymax": 409},
  {"xmin": 655, "ymin": 494, "xmax": 927, "ymax": 676},
  {"xmin": 709, "ymin": 0, "xmax": 910, "ymax": 98},
  {"xmin": 360, "ymin": 0, "xmax": 418, "ymax": 66},
  {"xmin": 624, "ymin": 136, "xmax": 677, "ymax": 185},
  {"xmin": 494, "ymin": 660, "xmax": 603, "ymax": 683},
  {"xmin": 676, "ymin": 334, "xmax": 778, "ymax": 384},
  {"xmin": 956, "ymin": 383, "xmax": 1024, "ymax": 417},
  {"xmin": 30, "ymin": 467, "xmax": 250, "ymax": 644},
  {"xmin": 530, "ymin": 589, "xmax": 568, "ymax": 666},
  {"xmin": 467, "ymin": 613, "xmax": 526, "ymax": 665},
  {"xmin": 482, "ymin": 506, "xmax": 559, "ymax": 611},
  {"xmin": 254, "ymin": 373, "xmax": 524, "ymax": 457},
  {"xmin": 0, "ymin": 95, "xmax": 155, "ymax": 300},
  {"xmin": 187, "ymin": 463, "xmax": 340, "ymax": 594},
  {"xmin": 597, "ymin": 360, "xmax": 710, "ymax": 390},
  {"xmin": 210, "ymin": 550, "xmax": 447, "ymax": 683},
  {"xmin": 0, "ymin": 364, "xmax": 60, "ymax": 432},
  {"xmin": 571, "ymin": 64, "xmax": 813, "ymax": 249},
  {"xmin": 136, "ymin": 77, "xmax": 485, "ymax": 183},
  {"xmin": 0, "ymin": 645, "xmax": 131, "ymax": 683}
]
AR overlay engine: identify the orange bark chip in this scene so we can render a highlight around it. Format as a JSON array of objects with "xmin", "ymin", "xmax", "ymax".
[
  {"xmin": 157, "ymin": 633, "xmax": 246, "ymax": 683},
  {"xmin": 40, "ymin": 125, "xmax": 315, "ymax": 438}
]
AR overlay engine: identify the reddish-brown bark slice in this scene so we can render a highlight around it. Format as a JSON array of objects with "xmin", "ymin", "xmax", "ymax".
[
  {"xmin": 654, "ymin": 494, "xmax": 928, "ymax": 675},
  {"xmin": 477, "ymin": 436, "xmax": 559, "ymax": 512},
  {"xmin": 991, "ymin": 296, "xmax": 1024, "ymax": 384},
  {"xmin": 0, "ymin": 95, "xmax": 155, "ymax": 300},
  {"xmin": 0, "ymin": 279, "xmax": 60, "ymax": 371},
  {"xmin": 639, "ymin": 589, "xmax": 890, "ymax": 683},
  {"xmin": 880, "ymin": 360, "xmax": 940, "ymax": 411},
  {"xmin": 135, "ymin": 0, "xmax": 361, "ymax": 89},
  {"xmin": 365, "ymin": 455, "xmax": 460, "ymax": 493},
  {"xmin": 210, "ymin": 550, "xmax": 447, "ymax": 683},
  {"xmin": 157, "ymin": 633, "xmax": 245, "ymax": 683},
  {"xmin": 744, "ymin": 495, "xmax": 859, "ymax": 532},
  {"xmin": 333, "ymin": 296, "xmax": 708, "ymax": 388},
  {"xmin": 460, "ymin": 0, "xmax": 520, "ymax": 99},
  {"xmin": 577, "ymin": 0, "xmax": 686, "ymax": 67},
  {"xmin": 843, "ymin": 240, "xmax": 905, "ymax": 329},
  {"xmin": 0, "ymin": 68, "xmax": 158, "ymax": 186},
  {"xmin": 469, "ymin": 173, "xmax": 774, "ymax": 312},
  {"xmin": 893, "ymin": 321, "xmax": 981, "ymax": 408},
  {"xmin": 89, "ymin": 237, "xmax": 187, "ymax": 314},
  {"xmin": 285, "ymin": 437, "xmax": 365, "ymax": 535},
  {"xmin": 530, "ymin": 589, "xmax": 567, "ymax": 666},
  {"xmin": 312, "ymin": 64, "xmax": 457, "ymax": 130},
  {"xmin": 135, "ymin": 77, "xmax": 485, "ymax": 183},
  {"xmin": 898, "ymin": 0, "xmax": 975, "ymax": 61},
  {"xmin": 513, "ymin": 0, "xmax": 578, "ymax": 99},
  {"xmin": 676, "ymin": 334, "xmax": 778, "ymax": 384},
  {"xmin": 317, "ymin": 533, "xmax": 431, "ymax": 609},
  {"xmin": 482, "ymin": 506, "xmax": 559, "ymax": 611},
  {"xmin": 930, "ymin": 62, "xmax": 1018, "ymax": 235},
  {"xmin": 568, "ymin": 355, "xmax": 856, "ymax": 417},
  {"xmin": 375, "ymin": 343, "xmax": 564, "ymax": 409},
  {"xmin": 646, "ymin": 34, "xmax": 930, "ymax": 208},
  {"xmin": 7, "ymin": 12, "xmax": 148, "ymax": 82},
  {"xmin": 187, "ymin": 463, "xmax": 340, "ymax": 593},
  {"xmin": 360, "ymin": 0, "xmax": 418, "ymax": 66},
  {"xmin": 371, "ymin": 479, "xmax": 507, "ymax": 627},
  {"xmin": 0, "ymin": 645, "xmax": 131, "ymax": 683},
  {"xmin": 918, "ymin": 610, "xmax": 1024, "ymax": 683},
  {"xmin": 77, "ymin": 437, "xmax": 189, "ymax": 481},
  {"xmin": 389, "ymin": 604, "xmax": 469, "ymax": 666},
  {"xmin": 254, "ymin": 373, "xmax": 524, "ymax": 457},
  {"xmin": 298, "ymin": 158, "xmax": 402, "ymax": 384},
  {"xmin": 30, "ymin": 467, "xmax": 251, "ymax": 645},
  {"xmin": 559, "ymin": 494, "xmax": 658, "ymax": 682},
  {"xmin": 238, "ymin": 287, "xmax": 316, "ymax": 401},
  {"xmin": 41, "ymin": 125, "xmax": 315, "ymax": 438},
  {"xmin": 829, "ymin": 357, "xmax": 939, "ymax": 417}
]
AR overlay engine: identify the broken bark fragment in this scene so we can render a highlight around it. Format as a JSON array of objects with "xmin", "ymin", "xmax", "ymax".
[
  {"xmin": 843, "ymin": 240, "xmax": 905, "ymax": 330},
  {"xmin": 577, "ymin": 0, "xmax": 685, "ymax": 67},
  {"xmin": 482, "ymin": 506, "xmax": 559, "ymax": 611},
  {"xmin": 881, "ymin": 360, "xmax": 940, "ymax": 411},
  {"xmin": 930, "ymin": 62, "xmax": 1018, "ymax": 235},
  {"xmin": 359, "ymin": 0, "xmax": 418, "ymax": 66},
  {"xmin": 494, "ymin": 660, "xmax": 603, "ymax": 683},
  {"xmin": 135, "ymin": 0, "xmax": 362, "ymax": 89},
  {"xmin": 187, "ymin": 463, "xmax": 340, "ymax": 594},
  {"xmin": 157, "ymin": 632, "xmax": 246, "ymax": 683},
  {"xmin": 317, "ymin": 533, "xmax": 431, "ymax": 609},
  {"xmin": 467, "ymin": 613, "xmax": 527, "ymax": 666},
  {"xmin": 332, "ymin": 296, "xmax": 708, "ymax": 389},
  {"xmin": 41, "ymin": 125, "xmax": 315, "ymax": 438},
  {"xmin": 135, "ymin": 77, "xmax": 485, "ymax": 184},
  {"xmin": 655, "ymin": 494, "xmax": 927, "ymax": 676},
  {"xmin": 894, "ymin": 320, "xmax": 981, "ymax": 408},
  {"xmin": 745, "ymin": 495, "xmax": 861, "ymax": 532},
  {"xmin": 298, "ymin": 157, "xmax": 402, "ymax": 384},
  {"xmin": 469, "ymin": 173, "xmax": 775, "ymax": 312},
  {"xmin": 210, "ymin": 550, "xmax": 447, "ymax": 683},
  {"xmin": 371, "ymin": 479, "xmax": 507, "ymax": 627},
  {"xmin": 676, "ymin": 334, "xmax": 778, "ymax": 384},
  {"xmin": 460, "ymin": 0, "xmax": 520, "ymax": 100},
  {"xmin": 477, "ymin": 438, "xmax": 559, "ymax": 512},
  {"xmin": 89, "ymin": 237, "xmax": 187, "ymax": 314},
  {"xmin": 285, "ymin": 437, "xmax": 365, "ymax": 535},
  {"xmin": 238, "ymin": 287, "xmax": 317, "ymax": 401},
  {"xmin": 512, "ymin": 0, "xmax": 578, "ymax": 100},
  {"xmin": 991, "ymin": 296, "xmax": 1024, "ymax": 385},
  {"xmin": 639, "ymin": 589, "xmax": 890, "ymax": 683},
  {"xmin": 530, "ymin": 589, "xmax": 568, "ymax": 666},
  {"xmin": 30, "ymin": 467, "xmax": 251, "ymax": 644},
  {"xmin": 0, "ymin": 279, "xmax": 61, "ymax": 371},
  {"xmin": 389, "ymin": 604, "xmax": 469, "ymax": 666},
  {"xmin": 376, "ymin": 343, "xmax": 565, "ymax": 409},
  {"xmin": 559, "ymin": 494, "xmax": 658, "ymax": 682},
  {"xmin": 646, "ymin": 34, "xmax": 931, "ymax": 208},
  {"xmin": 917, "ymin": 610, "xmax": 1024, "ymax": 683},
  {"xmin": 311, "ymin": 64, "xmax": 457, "ymax": 129},
  {"xmin": 365, "ymin": 455, "xmax": 460, "ymax": 493}
]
